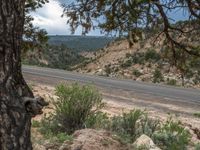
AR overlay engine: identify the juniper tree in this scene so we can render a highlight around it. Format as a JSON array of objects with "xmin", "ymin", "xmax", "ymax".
[
  {"xmin": 62, "ymin": 0, "xmax": 200, "ymax": 56},
  {"xmin": 0, "ymin": 0, "xmax": 48, "ymax": 149}
]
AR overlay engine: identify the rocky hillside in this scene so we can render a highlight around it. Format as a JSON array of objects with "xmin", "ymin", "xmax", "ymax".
[
  {"xmin": 23, "ymin": 35, "xmax": 114, "ymax": 70},
  {"xmin": 23, "ymin": 44, "xmax": 88, "ymax": 70},
  {"xmin": 75, "ymin": 34, "xmax": 200, "ymax": 88}
]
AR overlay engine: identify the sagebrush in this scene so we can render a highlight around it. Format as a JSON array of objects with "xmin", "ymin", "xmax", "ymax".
[{"xmin": 40, "ymin": 83, "xmax": 104, "ymax": 135}]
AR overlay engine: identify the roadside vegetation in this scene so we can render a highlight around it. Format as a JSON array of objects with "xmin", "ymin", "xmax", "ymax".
[
  {"xmin": 194, "ymin": 112, "xmax": 200, "ymax": 118},
  {"xmin": 97, "ymin": 46, "xmax": 200, "ymax": 87},
  {"xmin": 32, "ymin": 83, "xmax": 198, "ymax": 149}
]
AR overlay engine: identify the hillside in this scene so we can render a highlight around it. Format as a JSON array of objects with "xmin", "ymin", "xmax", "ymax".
[
  {"xmin": 48, "ymin": 35, "xmax": 114, "ymax": 52},
  {"xmin": 23, "ymin": 44, "xmax": 88, "ymax": 70},
  {"xmin": 23, "ymin": 35, "xmax": 114, "ymax": 70},
  {"xmin": 75, "ymin": 34, "xmax": 200, "ymax": 88},
  {"xmin": 23, "ymin": 24, "xmax": 200, "ymax": 88}
]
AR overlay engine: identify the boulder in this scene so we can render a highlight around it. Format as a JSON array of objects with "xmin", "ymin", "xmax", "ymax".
[
  {"xmin": 133, "ymin": 134, "xmax": 160, "ymax": 150},
  {"xmin": 59, "ymin": 129, "xmax": 127, "ymax": 150}
]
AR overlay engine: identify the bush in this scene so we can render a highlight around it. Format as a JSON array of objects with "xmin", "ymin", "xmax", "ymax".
[
  {"xmin": 153, "ymin": 118, "xmax": 191, "ymax": 150},
  {"xmin": 140, "ymin": 116, "xmax": 160, "ymax": 138},
  {"xmin": 167, "ymin": 79, "xmax": 177, "ymax": 86},
  {"xmin": 193, "ymin": 112, "xmax": 200, "ymax": 118},
  {"xmin": 109, "ymin": 109, "xmax": 159, "ymax": 143},
  {"xmin": 110, "ymin": 109, "xmax": 159, "ymax": 143},
  {"xmin": 120, "ymin": 59, "xmax": 132, "ymax": 68},
  {"xmin": 105, "ymin": 64, "xmax": 112, "ymax": 75},
  {"xmin": 55, "ymin": 133, "xmax": 73, "ymax": 143},
  {"xmin": 132, "ymin": 53, "xmax": 145, "ymax": 64},
  {"xmin": 85, "ymin": 111, "xmax": 110, "ymax": 129},
  {"xmin": 145, "ymin": 49, "xmax": 160, "ymax": 62},
  {"xmin": 193, "ymin": 75, "xmax": 200, "ymax": 85},
  {"xmin": 195, "ymin": 143, "xmax": 200, "ymax": 150},
  {"xmin": 126, "ymin": 53, "xmax": 132, "ymax": 58},
  {"xmin": 40, "ymin": 83, "xmax": 104, "ymax": 135},
  {"xmin": 132, "ymin": 69, "xmax": 143, "ymax": 77},
  {"xmin": 32, "ymin": 120, "xmax": 41, "ymax": 128},
  {"xmin": 110, "ymin": 109, "xmax": 145, "ymax": 143},
  {"xmin": 153, "ymin": 69, "xmax": 164, "ymax": 83}
]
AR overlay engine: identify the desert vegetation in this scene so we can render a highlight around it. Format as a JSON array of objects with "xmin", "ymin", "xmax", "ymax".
[
  {"xmin": 1, "ymin": 0, "xmax": 200, "ymax": 149},
  {"xmin": 32, "ymin": 83, "xmax": 200, "ymax": 149},
  {"xmin": 80, "ymin": 44, "xmax": 200, "ymax": 87}
]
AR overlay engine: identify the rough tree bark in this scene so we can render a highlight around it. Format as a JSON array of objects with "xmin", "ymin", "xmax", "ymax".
[{"xmin": 0, "ymin": 0, "xmax": 48, "ymax": 149}]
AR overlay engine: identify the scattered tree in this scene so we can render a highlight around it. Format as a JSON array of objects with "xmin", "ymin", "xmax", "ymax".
[{"xmin": 62, "ymin": 0, "xmax": 200, "ymax": 56}]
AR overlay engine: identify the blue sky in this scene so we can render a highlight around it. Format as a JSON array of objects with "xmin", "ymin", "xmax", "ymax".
[{"xmin": 31, "ymin": 0, "xmax": 189, "ymax": 35}]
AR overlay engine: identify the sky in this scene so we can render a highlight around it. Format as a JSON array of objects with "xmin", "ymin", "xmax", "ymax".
[
  {"xmin": 31, "ymin": 0, "xmax": 101, "ymax": 35},
  {"xmin": 31, "ymin": 0, "xmax": 189, "ymax": 36}
]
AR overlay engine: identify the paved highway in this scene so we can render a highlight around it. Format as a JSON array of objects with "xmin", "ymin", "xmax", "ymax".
[{"xmin": 22, "ymin": 65, "xmax": 200, "ymax": 106}]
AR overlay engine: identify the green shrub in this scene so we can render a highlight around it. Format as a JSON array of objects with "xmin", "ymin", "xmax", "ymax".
[
  {"xmin": 132, "ymin": 69, "xmax": 143, "ymax": 77},
  {"xmin": 109, "ymin": 109, "xmax": 159, "ymax": 143},
  {"xmin": 40, "ymin": 83, "xmax": 104, "ymax": 135},
  {"xmin": 153, "ymin": 118, "xmax": 191, "ymax": 150},
  {"xmin": 39, "ymin": 130, "xmax": 73, "ymax": 143},
  {"xmin": 193, "ymin": 75, "xmax": 200, "ymax": 85},
  {"xmin": 55, "ymin": 133, "xmax": 73, "ymax": 143},
  {"xmin": 132, "ymin": 53, "xmax": 145, "ymax": 64},
  {"xmin": 126, "ymin": 53, "xmax": 132, "ymax": 58},
  {"xmin": 140, "ymin": 116, "xmax": 160, "ymax": 138},
  {"xmin": 32, "ymin": 120, "xmax": 41, "ymax": 128},
  {"xmin": 110, "ymin": 109, "xmax": 145, "ymax": 143},
  {"xmin": 195, "ymin": 143, "xmax": 200, "ymax": 150},
  {"xmin": 147, "ymin": 63, "xmax": 152, "ymax": 68},
  {"xmin": 120, "ymin": 59, "xmax": 132, "ymax": 68},
  {"xmin": 132, "ymin": 144, "xmax": 149, "ymax": 150},
  {"xmin": 167, "ymin": 79, "xmax": 177, "ymax": 86},
  {"xmin": 145, "ymin": 49, "xmax": 160, "ymax": 62},
  {"xmin": 153, "ymin": 69, "xmax": 164, "ymax": 83},
  {"xmin": 85, "ymin": 111, "xmax": 110, "ymax": 129},
  {"xmin": 193, "ymin": 112, "xmax": 200, "ymax": 118},
  {"xmin": 105, "ymin": 64, "xmax": 112, "ymax": 75}
]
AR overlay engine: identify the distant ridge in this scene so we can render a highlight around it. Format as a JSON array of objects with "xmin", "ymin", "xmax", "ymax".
[{"xmin": 48, "ymin": 35, "xmax": 114, "ymax": 52}]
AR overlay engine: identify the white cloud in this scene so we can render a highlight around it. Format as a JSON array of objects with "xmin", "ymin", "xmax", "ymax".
[
  {"xmin": 31, "ymin": 0, "xmax": 69, "ymax": 35},
  {"xmin": 31, "ymin": 0, "xmax": 102, "ymax": 35}
]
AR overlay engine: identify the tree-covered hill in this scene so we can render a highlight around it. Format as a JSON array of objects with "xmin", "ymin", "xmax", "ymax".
[{"xmin": 48, "ymin": 35, "xmax": 114, "ymax": 52}]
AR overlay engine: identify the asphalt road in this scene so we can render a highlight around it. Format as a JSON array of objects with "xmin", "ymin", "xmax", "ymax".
[{"xmin": 22, "ymin": 65, "xmax": 200, "ymax": 106}]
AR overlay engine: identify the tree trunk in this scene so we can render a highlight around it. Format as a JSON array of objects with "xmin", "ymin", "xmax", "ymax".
[
  {"xmin": 181, "ymin": 73, "xmax": 185, "ymax": 87},
  {"xmin": 0, "ymin": 0, "xmax": 47, "ymax": 149}
]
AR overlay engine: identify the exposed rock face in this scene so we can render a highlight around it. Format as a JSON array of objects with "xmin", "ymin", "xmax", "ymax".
[
  {"xmin": 133, "ymin": 134, "xmax": 160, "ymax": 150},
  {"xmin": 59, "ymin": 129, "xmax": 127, "ymax": 150}
]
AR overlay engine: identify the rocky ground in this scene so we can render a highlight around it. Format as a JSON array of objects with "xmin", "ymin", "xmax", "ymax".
[
  {"xmin": 30, "ymin": 83, "xmax": 200, "ymax": 150},
  {"xmin": 75, "ymin": 39, "xmax": 200, "ymax": 88}
]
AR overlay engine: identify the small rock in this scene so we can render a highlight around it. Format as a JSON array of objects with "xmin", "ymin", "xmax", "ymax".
[
  {"xmin": 133, "ymin": 134, "xmax": 160, "ymax": 150},
  {"xmin": 32, "ymin": 143, "xmax": 46, "ymax": 150},
  {"xmin": 59, "ymin": 141, "xmax": 71, "ymax": 150}
]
